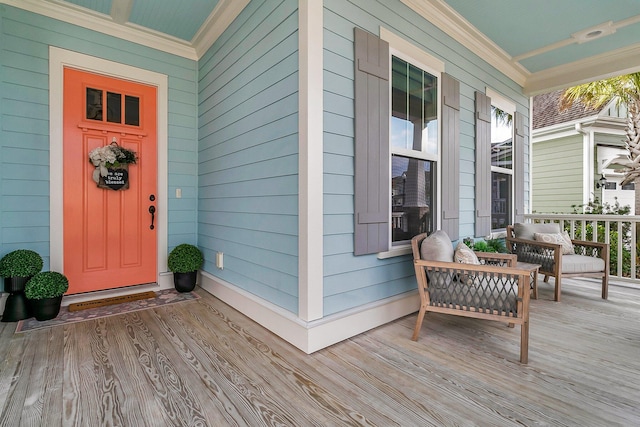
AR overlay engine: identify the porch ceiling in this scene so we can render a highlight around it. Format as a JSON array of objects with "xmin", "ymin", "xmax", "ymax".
[{"xmin": 5, "ymin": 0, "xmax": 640, "ymax": 94}]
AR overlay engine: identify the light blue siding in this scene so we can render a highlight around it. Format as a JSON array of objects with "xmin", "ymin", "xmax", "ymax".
[
  {"xmin": 322, "ymin": 0, "xmax": 530, "ymax": 315},
  {"xmin": 0, "ymin": 5, "xmax": 198, "ymax": 280},
  {"xmin": 0, "ymin": 0, "xmax": 532, "ymax": 324},
  {"xmin": 197, "ymin": 0, "xmax": 299, "ymax": 313}
]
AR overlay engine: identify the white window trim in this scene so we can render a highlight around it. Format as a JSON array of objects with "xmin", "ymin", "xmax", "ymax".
[{"xmin": 379, "ymin": 28, "xmax": 444, "ymax": 257}]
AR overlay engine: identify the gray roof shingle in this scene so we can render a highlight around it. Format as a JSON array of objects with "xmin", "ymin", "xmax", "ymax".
[{"xmin": 532, "ymin": 90, "xmax": 602, "ymax": 130}]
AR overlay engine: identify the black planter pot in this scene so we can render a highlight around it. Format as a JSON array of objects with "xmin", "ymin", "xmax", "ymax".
[
  {"xmin": 2, "ymin": 276, "xmax": 32, "ymax": 322},
  {"xmin": 173, "ymin": 271, "xmax": 197, "ymax": 293},
  {"xmin": 29, "ymin": 296, "xmax": 63, "ymax": 321}
]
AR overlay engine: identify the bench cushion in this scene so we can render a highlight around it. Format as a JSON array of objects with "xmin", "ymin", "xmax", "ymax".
[{"xmin": 562, "ymin": 254, "xmax": 605, "ymax": 274}]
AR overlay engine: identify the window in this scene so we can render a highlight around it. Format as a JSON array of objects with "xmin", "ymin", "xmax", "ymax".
[
  {"xmin": 354, "ymin": 28, "xmax": 449, "ymax": 255},
  {"xmin": 604, "ymin": 182, "xmax": 616, "ymax": 190},
  {"xmin": 390, "ymin": 55, "xmax": 439, "ymax": 246},
  {"xmin": 622, "ymin": 182, "xmax": 635, "ymax": 190},
  {"xmin": 86, "ymin": 87, "xmax": 140, "ymax": 126},
  {"xmin": 490, "ymin": 98, "xmax": 514, "ymax": 231}
]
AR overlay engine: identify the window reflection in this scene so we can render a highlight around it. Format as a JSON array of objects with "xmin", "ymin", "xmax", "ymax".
[
  {"xmin": 391, "ymin": 57, "xmax": 438, "ymax": 155},
  {"xmin": 492, "ymin": 171, "xmax": 512, "ymax": 231},
  {"xmin": 86, "ymin": 88, "xmax": 102, "ymax": 121},
  {"xmin": 85, "ymin": 87, "xmax": 140, "ymax": 127},
  {"xmin": 107, "ymin": 92, "xmax": 122, "ymax": 123},
  {"xmin": 392, "ymin": 155, "xmax": 435, "ymax": 244},
  {"xmin": 125, "ymin": 95, "xmax": 140, "ymax": 126},
  {"xmin": 491, "ymin": 105, "xmax": 514, "ymax": 230}
]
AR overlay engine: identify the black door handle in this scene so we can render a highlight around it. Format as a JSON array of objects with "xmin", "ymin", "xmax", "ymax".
[{"xmin": 149, "ymin": 205, "xmax": 156, "ymax": 230}]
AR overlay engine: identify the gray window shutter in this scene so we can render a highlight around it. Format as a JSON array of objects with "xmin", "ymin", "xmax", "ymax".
[
  {"xmin": 441, "ymin": 73, "xmax": 460, "ymax": 241},
  {"xmin": 475, "ymin": 91, "xmax": 491, "ymax": 237},
  {"xmin": 354, "ymin": 28, "xmax": 390, "ymax": 255},
  {"xmin": 514, "ymin": 111, "xmax": 526, "ymax": 223}
]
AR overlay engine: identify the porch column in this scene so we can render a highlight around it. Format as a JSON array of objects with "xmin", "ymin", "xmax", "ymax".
[{"xmin": 298, "ymin": 0, "xmax": 324, "ymax": 322}]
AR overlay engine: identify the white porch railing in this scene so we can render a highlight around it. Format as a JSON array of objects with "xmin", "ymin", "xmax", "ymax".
[{"xmin": 525, "ymin": 213, "xmax": 640, "ymax": 287}]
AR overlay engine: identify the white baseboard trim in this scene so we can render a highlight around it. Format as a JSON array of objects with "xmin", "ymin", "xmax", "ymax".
[{"xmin": 199, "ymin": 272, "xmax": 420, "ymax": 353}]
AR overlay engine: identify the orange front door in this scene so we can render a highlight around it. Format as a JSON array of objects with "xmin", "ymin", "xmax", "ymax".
[{"xmin": 63, "ymin": 68, "xmax": 157, "ymax": 294}]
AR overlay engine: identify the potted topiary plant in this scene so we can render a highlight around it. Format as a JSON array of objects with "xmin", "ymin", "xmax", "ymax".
[
  {"xmin": 0, "ymin": 249, "xmax": 43, "ymax": 322},
  {"xmin": 24, "ymin": 271, "xmax": 69, "ymax": 321},
  {"xmin": 168, "ymin": 244, "xmax": 204, "ymax": 292}
]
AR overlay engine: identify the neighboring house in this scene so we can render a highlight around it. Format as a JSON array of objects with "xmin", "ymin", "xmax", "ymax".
[
  {"xmin": 0, "ymin": 0, "xmax": 638, "ymax": 354},
  {"xmin": 532, "ymin": 91, "xmax": 629, "ymax": 214}
]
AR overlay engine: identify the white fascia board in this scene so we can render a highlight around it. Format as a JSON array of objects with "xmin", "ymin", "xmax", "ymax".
[
  {"xmin": 192, "ymin": 0, "xmax": 250, "ymax": 58},
  {"xmin": 2, "ymin": 0, "xmax": 249, "ymax": 61},
  {"xmin": 532, "ymin": 116, "xmax": 600, "ymax": 141},
  {"xmin": 589, "ymin": 125, "xmax": 627, "ymax": 136},
  {"xmin": 401, "ymin": 0, "xmax": 528, "ymax": 86},
  {"xmin": 525, "ymin": 42, "xmax": 640, "ymax": 95},
  {"xmin": 3, "ymin": 0, "xmax": 198, "ymax": 59}
]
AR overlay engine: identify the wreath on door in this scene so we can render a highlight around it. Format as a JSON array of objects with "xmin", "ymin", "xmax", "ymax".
[{"xmin": 88, "ymin": 142, "xmax": 137, "ymax": 190}]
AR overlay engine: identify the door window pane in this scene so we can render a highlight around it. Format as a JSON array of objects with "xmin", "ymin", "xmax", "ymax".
[
  {"xmin": 106, "ymin": 92, "xmax": 122, "ymax": 123},
  {"xmin": 125, "ymin": 95, "xmax": 140, "ymax": 126},
  {"xmin": 86, "ymin": 87, "xmax": 103, "ymax": 121}
]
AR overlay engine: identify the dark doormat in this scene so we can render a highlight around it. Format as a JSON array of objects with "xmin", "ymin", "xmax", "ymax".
[{"xmin": 15, "ymin": 288, "xmax": 200, "ymax": 333}]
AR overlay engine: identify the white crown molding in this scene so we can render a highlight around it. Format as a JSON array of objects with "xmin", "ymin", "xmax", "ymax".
[
  {"xmin": 524, "ymin": 42, "xmax": 640, "ymax": 95},
  {"xmin": 2, "ymin": 0, "xmax": 198, "ymax": 60},
  {"xmin": 192, "ymin": 0, "xmax": 250, "ymax": 58},
  {"xmin": 401, "ymin": 0, "xmax": 529, "ymax": 86}
]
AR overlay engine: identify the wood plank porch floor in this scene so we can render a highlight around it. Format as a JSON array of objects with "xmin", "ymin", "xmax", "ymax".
[{"xmin": 1, "ymin": 278, "xmax": 639, "ymax": 426}]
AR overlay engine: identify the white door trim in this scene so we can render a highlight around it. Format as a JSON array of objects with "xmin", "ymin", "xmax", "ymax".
[{"xmin": 49, "ymin": 47, "xmax": 170, "ymax": 289}]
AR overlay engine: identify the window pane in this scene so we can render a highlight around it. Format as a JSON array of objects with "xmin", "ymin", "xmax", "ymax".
[
  {"xmin": 86, "ymin": 87, "xmax": 103, "ymax": 121},
  {"xmin": 392, "ymin": 155, "xmax": 435, "ymax": 244},
  {"xmin": 492, "ymin": 171, "xmax": 512, "ymax": 231},
  {"xmin": 125, "ymin": 95, "xmax": 140, "ymax": 126},
  {"xmin": 391, "ymin": 56, "xmax": 438, "ymax": 155},
  {"xmin": 491, "ymin": 106, "xmax": 513, "ymax": 169},
  {"xmin": 106, "ymin": 92, "xmax": 121, "ymax": 123}
]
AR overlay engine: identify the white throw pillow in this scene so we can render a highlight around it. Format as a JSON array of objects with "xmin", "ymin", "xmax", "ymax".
[
  {"xmin": 534, "ymin": 232, "xmax": 574, "ymax": 255},
  {"xmin": 454, "ymin": 241, "xmax": 480, "ymax": 286},
  {"xmin": 454, "ymin": 241, "xmax": 480, "ymax": 264},
  {"xmin": 420, "ymin": 230, "xmax": 454, "ymax": 262}
]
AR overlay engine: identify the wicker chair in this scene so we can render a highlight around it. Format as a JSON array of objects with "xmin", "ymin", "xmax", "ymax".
[
  {"xmin": 506, "ymin": 223, "xmax": 609, "ymax": 302},
  {"xmin": 411, "ymin": 231, "xmax": 532, "ymax": 364}
]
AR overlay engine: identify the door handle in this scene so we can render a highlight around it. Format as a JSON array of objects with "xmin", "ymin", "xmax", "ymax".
[{"xmin": 149, "ymin": 205, "xmax": 156, "ymax": 230}]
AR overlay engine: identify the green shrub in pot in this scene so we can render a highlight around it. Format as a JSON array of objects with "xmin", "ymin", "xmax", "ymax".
[
  {"xmin": 168, "ymin": 244, "xmax": 204, "ymax": 274},
  {"xmin": 168, "ymin": 244, "xmax": 204, "ymax": 292},
  {"xmin": 25, "ymin": 272, "xmax": 69, "ymax": 300},
  {"xmin": 25, "ymin": 271, "xmax": 69, "ymax": 321},
  {"xmin": 0, "ymin": 250, "xmax": 43, "ymax": 278}
]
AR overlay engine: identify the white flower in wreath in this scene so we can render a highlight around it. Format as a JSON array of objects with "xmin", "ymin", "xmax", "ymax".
[{"xmin": 88, "ymin": 144, "xmax": 137, "ymax": 184}]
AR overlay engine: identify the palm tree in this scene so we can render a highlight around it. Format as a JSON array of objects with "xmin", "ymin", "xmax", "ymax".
[{"xmin": 561, "ymin": 73, "xmax": 640, "ymax": 213}]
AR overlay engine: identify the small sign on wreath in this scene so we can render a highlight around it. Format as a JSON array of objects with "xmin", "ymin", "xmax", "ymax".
[
  {"xmin": 88, "ymin": 141, "xmax": 137, "ymax": 191},
  {"xmin": 98, "ymin": 165, "xmax": 129, "ymax": 190}
]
